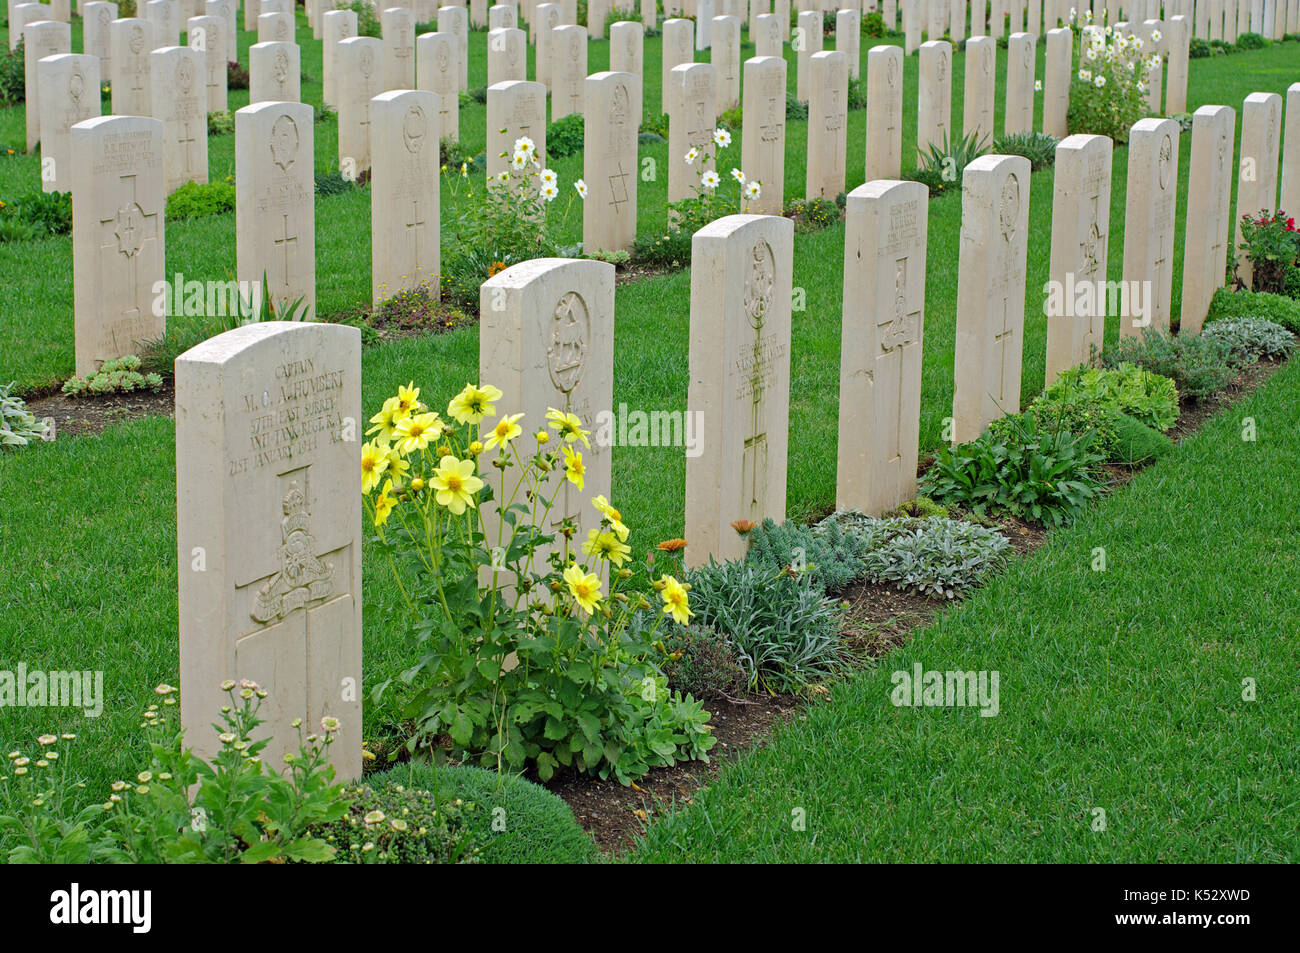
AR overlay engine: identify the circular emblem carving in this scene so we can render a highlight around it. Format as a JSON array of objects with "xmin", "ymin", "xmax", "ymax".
[
  {"xmin": 743, "ymin": 240, "xmax": 776, "ymax": 332},
  {"xmin": 269, "ymin": 114, "xmax": 300, "ymax": 172},
  {"xmin": 130, "ymin": 24, "xmax": 146, "ymax": 54},
  {"xmin": 1157, "ymin": 132, "xmax": 1173, "ymax": 190},
  {"xmin": 402, "ymin": 104, "xmax": 427, "ymax": 154},
  {"xmin": 69, "ymin": 65, "xmax": 85, "ymax": 106},
  {"xmin": 999, "ymin": 172, "xmax": 1020, "ymax": 242},
  {"xmin": 548, "ymin": 292, "xmax": 590, "ymax": 394}
]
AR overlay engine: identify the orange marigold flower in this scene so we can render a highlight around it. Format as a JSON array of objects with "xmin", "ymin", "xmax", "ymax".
[
  {"xmin": 657, "ymin": 538, "xmax": 688, "ymax": 552},
  {"xmin": 488, "ymin": 260, "xmax": 508, "ymax": 277}
]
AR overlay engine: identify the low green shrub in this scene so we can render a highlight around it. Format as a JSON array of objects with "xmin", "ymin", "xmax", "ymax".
[
  {"xmin": 1040, "ymin": 362, "xmax": 1180, "ymax": 430},
  {"xmin": 314, "ymin": 776, "xmax": 484, "ymax": 864},
  {"xmin": 640, "ymin": 111, "xmax": 669, "ymax": 139},
  {"xmin": 166, "ymin": 180, "xmax": 235, "ymax": 220},
  {"xmin": 660, "ymin": 625, "xmax": 749, "ymax": 702},
  {"xmin": 920, "ymin": 415, "xmax": 1107, "ymax": 527},
  {"xmin": 315, "ymin": 170, "xmax": 361, "ymax": 195},
  {"xmin": 685, "ymin": 561, "xmax": 847, "ymax": 693},
  {"xmin": 207, "ymin": 109, "xmax": 234, "ymax": 136},
  {"xmin": 846, "ymin": 76, "xmax": 867, "ymax": 109},
  {"xmin": 227, "ymin": 59, "xmax": 249, "ymax": 90},
  {"xmin": 784, "ymin": 196, "xmax": 841, "ymax": 232},
  {"xmin": 785, "ymin": 94, "xmax": 808, "ymax": 121},
  {"xmin": 1236, "ymin": 31, "xmax": 1269, "ymax": 50},
  {"xmin": 344, "ymin": 0, "xmax": 382, "ymax": 36},
  {"xmin": 1101, "ymin": 331, "xmax": 1236, "ymax": 401},
  {"xmin": 0, "ymin": 41, "xmax": 24, "ymax": 106},
  {"xmin": 863, "ymin": 11, "xmax": 886, "ymax": 36},
  {"xmin": 1110, "ymin": 413, "xmax": 1173, "ymax": 466},
  {"xmin": 1206, "ymin": 287, "xmax": 1300, "ymax": 333},
  {"xmin": 1189, "ymin": 36, "xmax": 1211, "ymax": 58},
  {"xmin": 818, "ymin": 511, "xmax": 1012, "ymax": 600},
  {"xmin": 744, "ymin": 516, "xmax": 868, "ymax": 593},
  {"xmin": 993, "ymin": 131, "xmax": 1059, "ymax": 170},
  {"xmin": 1202, "ymin": 317, "xmax": 1297, "ymax": 360},
  {"xmin": 546, "ymin": 112, "xmax": 585, "ymax": 158},
  {"xmin": 141, "ymin": 312, "xmax": 245, "ymax": 377},
  {"xmin": 1, "ymin": 380, "xmax": 50, "ymax": 449},
  {"xmin": 996, "ymin": 394, "xmax": 1121, "ymax": 459},
  {"xmin": 891, "ymin": 496, "xmax": 949, "ymax": 518},
  {"xmin": 387, "ymin": 763, "xmax": 596, "ymax": 864},
  {"xmin": 62, "ymin": 356, "xmax": 164, "ymax": 396},
  {"xmin": 0, "ymin": 190, "xmax": 72, "ymax": 242}
]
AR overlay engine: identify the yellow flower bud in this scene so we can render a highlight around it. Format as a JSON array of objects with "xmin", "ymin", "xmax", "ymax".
[
  {"xmin": 411, "ymin": 477, "xmax": 425, "ymax": 492},
  {"xmin": 437, "ymin": 443, "xmax": 452, "ymax": 457},
  {"xmin": 536, "ymin": 430, "xmax": 550, "ymax": 444},
  {"xmin": 469, "ymin": 441, "xmax": 484, "ymax": 455}
]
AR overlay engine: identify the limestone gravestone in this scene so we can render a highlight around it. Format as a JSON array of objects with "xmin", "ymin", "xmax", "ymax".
[
  {"xmin": 1280, "ymin": 83, "xmax": 1300, "ymax": 221},
  {"xmin": 70, "ymin": 115, "xmax": 166, "ymax": 377},
  {"xmin": 23, "ymin": 19, "xmax": 70, "ymax": 154},
  {"xmin": 38, "ymin": 54, "xmax": 100, "ymax": 194},
  {"xmin": 337, "ymin": 36, "xmax": 384, "ymax": 175},
  {"xmin": 236, "ymin": 101, "xmax": 316, "ymax": 319},
  {"xmin": 952, "ymin": 154, "xmax": 1032, "ymax": 443},
  {"xmin": 807, "ymin": 50, "xmax": 847, "ymax": 200},
  {"xmin": 534, "ymin": 3, "xmax": 561, "ymax": 87},
  {"xmin": 250, "ymin": 40, "xmax": 301, "ymax": 104},
  {"xmin": 1005, "ymin": 32, "xmax": 1035, "ymax": 136},
  {"xmin": 382, "ymin": 7, "xmax": 417, "ymax": 90},
  {"xmin": 1043, "ymin": 27, "xmax": 1071, "ymax": 138},
  {"xmin": 583, "ymin": 72, "xmax": 640, "ymax": 254},
  {"xmin": 741, "ymin": 55, "xmax": 786, "ymax": 215},
  {"xmin": 964, "ymin": 35, "xmax": 996, "ymax": 150},
  {"xmin": 710, "ymin": 16, "xmax": 739, "ymax": 115},
  {"xmin": 1235, "ymin": 92, "xmax": 1283, "ymax": 288},
  {"xmin": 917, "ymin": 41, "xmax": 952, "ymax": 165},
  {"xmin": 684, "ymin": 214, "xmax": 794, "ymax": 567},
  {"xmin": 188, "ymin": 15, "xmax": 229, "ymax": 113},
  {"xmin": 795, "ymin": 10, "xmax": 822, "ymax": 103},
  {"xmin": 486, "ymin": 79, "xmax": 546, "ymax": 179},
  {"xmin": 837, "ymin": 180, "xmax": 929, "ymax": 515},
  {"xmin": 668, "ymin": 62, "xmax": 717, "ymax": 204},
  {"xmin": 438, "ymin": 6, "xmax": 470, "ymax": 90},
  {"xmin": 1044, "ymin": 134, "xmax": 1113, "ymax": 383},
  {"xmin": 487, "ymin": 27, "xmax": 526, "ymax": 86},
  {"xmin": 416, "ymin": 31, "xmax": 461, "ymax": 141},
  {"xmin": 550, "ymin": 24, "xmax": 587, "ymax": 120},
  {"xmin": 151, "ymin": 45, "xmax": 208, "ymax": 192},
  {"xmin": 662, "ymin": 19, "xmax": 694, "ymax": 100},
  {"xmin": 323, "ymin": 9, "xmax": 358, "ymax": 109},
  {"xmin": 176, "ymin": 321, "xmax": 363, "ymax": 782},
  {"xmin": 83, "ymin": 2, "xmax": 118, "ymax": 84},
  {"xmin": 370, "ymin": 89, "xmax": 441, "ymax": 306},
  {"xmin": 1120, "ymin": 117, "xmax": 1180, "ymax": 336},
  {"xmin": 866, "ymin": 45, "xmax": 903, "ymax": 180},
  {"xmin": 258, "ymin": 10, "xmax": 295, "ymax": 42}
]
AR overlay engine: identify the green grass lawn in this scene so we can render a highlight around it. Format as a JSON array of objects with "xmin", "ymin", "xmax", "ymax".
[
  {"xmin": 1, "ymin": 16, "xmax": 1298, "ymax": 853},
  {"xmin": 632, "ymin": 356, "xmax": 1300, "ymax": 863}
]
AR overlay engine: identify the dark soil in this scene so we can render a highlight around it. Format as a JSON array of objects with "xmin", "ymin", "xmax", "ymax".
[{"xmin": 25, "ymin": 382, "xmax": 174, "ymax": 438}]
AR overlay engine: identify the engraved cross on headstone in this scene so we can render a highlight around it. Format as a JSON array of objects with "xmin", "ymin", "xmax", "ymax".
[
  {"xmin": 992, "ymin": 294, "xmax": 1015, "ymax": 403},
  {"xmin": 275, "ymin": 211, "xmax": 298, "ymax": 278},
  {"xmin": 878, "ymin": 256, "xmax": 920, "ymax": 462},
  {"xmin": 98, "ymin": 173, "xmax": 159, "ymax": 332}
]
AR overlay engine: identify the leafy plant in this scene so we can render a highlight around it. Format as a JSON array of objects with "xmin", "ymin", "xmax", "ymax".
[
  {"xmin": 784, "ymin": 196, "xmax": 841, "ymax": 232},
  {"xmin": 1189, "ymin": 36, "xmax": 1210, "ymax": 58},
  {"xmin": 315, "ymin": 169, "xmax": 361, "ymax": 195},
  {"xmin": 1109, "ymin": 412, "xmax": 1173, "ymax": 466},
  {"xmin": 62, "ymin": 355, "xmax": 164, "ymax": 396},
  {"xmin": 863, "ymin": 11, "xmax": 886, "ymax": 36},
  {"xmin": 1039, "ymin": 362, "xmax": 1180, "ymax": 430},
  {"xmin": 744, "ymin": 516, "xmax": 867, "ymax": 593},
  {"xmin": 785, "ymin": 94, "xmax": 808, "ymax": 121},
  {"xmin": 0, "ymin": 41, "xmax": 24, "ymax": 107},
  {"xmin": 920, "ymin": 415, "xmax": 1107, "ymax": 527},
  {"xmin": 685, "ymin": 561, "xmax": 846, "ymax": 693},
  {"xmin": 1064, "ymin": 15, "xmax": 1155, "ymax": 143},
  {"xmin": 998, "ymin": 392, "xmax": 1122, "ymax": 459},
  {"xmin": 207, "ymin": 109, "xmax": 235, "ymax": 136},
  {"xmin": 365, "ymin": 382, "xmax": 715, "ymax": 784},
  {"xmin": 1206, "ymin": 286, "xmax": 1300, "ymax": 333},
  {"xmin": 1202, "ymin": 317, "xmax": 1297, "ymax": 360},
  {"xmin": 1235, "ymin": 31, "xmax": 1268, "ymax": 50},
  {"xmin": 1102, "ymin": 330, "xmax": 1238, "ymax": 401},
  {"xmin": 818, "ymin": 511, "xmax": 1012, "ymax": 600},
  {"xmin": 907, "ymin": 131, "xmax": 987, "ymax": 197},
  {"xmin": 140, "ymin": 312, "xmax": 244, "ymax": 377},
  {"xmin": 369, "ymin": 283, "xmax": 469, "ymax": 336},
  {"xmin": 660, "ymin": 624, "xmax": 749, "ymax": 701},
  {"xmin": 166, "ymin": 180, "xmax": 236, "ymax": 220},
  {"xmin": 545, "ymin": 112, "xmax": 585, "ymax": 159},
  {"xmin": 0, "ymin": 380, "xmax": 50, "ymax": 450},
  {"xmin": 227, "ymin": 59, "xmax": 249, "ymax": 90},
  {"xmin": 1237, "ymin": 210, "xmax": 1300, "ymax": 294},
  {"xmin": 0, "ymin": 190, "xmax": 72, "ymax": 241},
  {"xmin": 994, "ymin": 131, "xmax": 1060, "ymax": 170},
  {"xmin": 891, "ymin": 496, "xmax": 949, "ymax": 519},
  {"xmin": 344, "ymin": 0, "xmax": 382, "ymax": 36},
  {"xmin": 312, "ymin": 778, "xmax": 483, "ymax": 864}
]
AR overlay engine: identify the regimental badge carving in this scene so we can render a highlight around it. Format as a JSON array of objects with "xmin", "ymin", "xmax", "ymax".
[
  {"xmin": 98, "ymin": 8, "xmax": 109, "ymax": 27},
  {"xmin": 69, "ymin": 65, "xmax": 85, "ymax": 107},
  {"xmin": 177, "ymin": 56, "xmax": 194, "ymax": 94},
  {"xmin": 269, "ymin": 114, "xmax": 300, "ymax": 171},
  {"xmin": 610, "ymin": 82, "xmax": 630, "ymax": 154},
  {"xmin": 937, "ymin": 50, "xmax": 948, "ymax": 84},
  {"xmin": 273, "ymin": 47, "xmax": 291, "ymax": 87},
  {"xmin": 402, "ymin": 104, "xmax": 427, "ymax": 154},
  {"xmin": 744, "ymin": 240, "xmax": 775, "ymax": 331},
  {"xmin": 251, "ymin": 482, "xmax": 334, "ymax": 623},
  {"xmin": 1000, "ymin": 172, "xmax": 1020, "ymax": 243},
  {"xmin": 436, "ymin": 41, "xmax": 450, "ymax": 73},
  {"xmin": 130, "ymin": 24, "xmax": 146, "ymax": 54},
  {"xmin": 1157, "ymin": 132, "xmax": 1173, "ymax": 190},
  {"xmin": 115, "ymin": 202, "xmax": 146, "ymax": 257},
  {"xmin": 886, "ymin": 52, "xmax": 899, "ymax": 89},
  {"xmin": 548, "ymin": 292, "xmax": 589, "ymax": 394}
]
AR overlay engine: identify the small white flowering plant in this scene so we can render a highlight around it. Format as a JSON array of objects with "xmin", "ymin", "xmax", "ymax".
[
  {"xmin": 440, "ymin": 137, "xmax": 581, "ymax": 305},
  {"xmin": 1065, "ymin": 12, "xmax": 1155, "ymax": 143}
]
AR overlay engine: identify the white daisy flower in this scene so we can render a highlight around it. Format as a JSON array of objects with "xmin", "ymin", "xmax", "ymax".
[
  {"xmin": 701, "ymin": 170, "xmax": 721, "ymax": 189},
  {"xmin": 1151, "ymin": 29, "xmax": 1162, "ymax": 42},
  {"xmin": 1094, "ymin": 74, "xmax": 1106, "ymax": 88},
  {"xmin": 744, "ymin": 180, "xmax": 761, "ymax": 200},
  {"xmin": 497, "ymin": 170, "xmax": 510, "ymax": 182},
  {"xmin": 685, "ymin": 146, "xmax": 699, "ymax": 165},
  {"xmin": 730, "ymin": 167, "xmax": 745, "ymax": 184},
  {"xmin": 540, "ymin": 167, "xmax": 558, "ymax": 187},
  {"xmin": 514, "ymin": 136, "xmax": 535, "ymax": 156},
  {"xmin": 1078, "ymin": 68, "xmax": 1092, "ymax": 81},
  {"xmin": 713, "ymin": 127, "xmax": 731, "ymax": 148},
  {"xmin": 511, "ymin": 151, "xmax": 528, "ymax": 170},
  {"xmin": 574, "ymin": 179, "xmax": 588, "ymax": 199},
  {"xmin": 1034, "ymin": 79, "xmax": 1042, "ymax": 91},
  {"xmin": 540, "ymin": 182, "xmax": 559, "ymax": 202}
]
